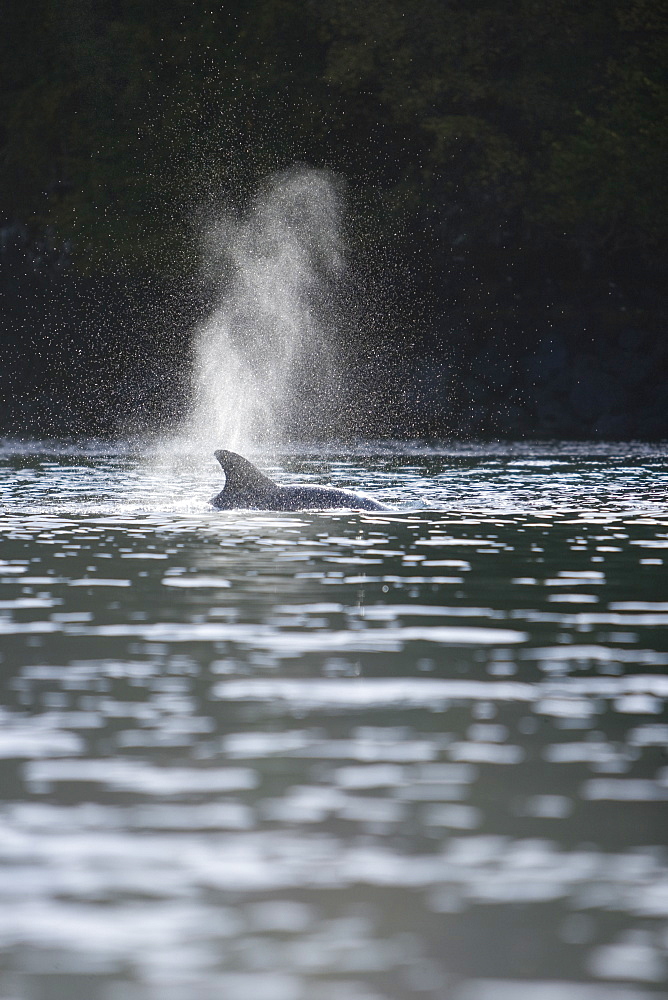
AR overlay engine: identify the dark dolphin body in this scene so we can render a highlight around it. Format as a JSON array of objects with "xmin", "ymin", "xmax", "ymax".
[{"xmin": 211, "ymin": 450, "xmax": 389, "ymax": 511}]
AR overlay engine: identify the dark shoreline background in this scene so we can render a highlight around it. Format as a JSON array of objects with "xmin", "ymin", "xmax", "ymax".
[{"xmin": 2, "ymin": 0, "xmax": 666, "ymax": 441}]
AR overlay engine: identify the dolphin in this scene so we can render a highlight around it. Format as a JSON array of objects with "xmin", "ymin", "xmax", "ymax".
[{"xmin": 211, "ymin": 450, "xmax": 389, "ymax": 511}]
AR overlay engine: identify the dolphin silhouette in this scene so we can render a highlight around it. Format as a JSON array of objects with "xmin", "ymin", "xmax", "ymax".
[{"xmin": 211, "ymin": 450, "xmax": 389, "ymax": 511}]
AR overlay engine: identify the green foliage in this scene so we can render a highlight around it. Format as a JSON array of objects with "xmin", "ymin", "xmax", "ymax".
[
  {"xmin": 537, "ymin": 5, "xmax": 668, "ymax": 259},
  {"xmin": 1, "ymin": 0, "xmax": 666, "ymax": 280},
  {"xmin": 319, "ymin": 0, "xmax": 667, "ymax": 266}
]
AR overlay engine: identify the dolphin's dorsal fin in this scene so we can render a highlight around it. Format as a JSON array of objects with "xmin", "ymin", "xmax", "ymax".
[{"xmin": 214, "ymin": 450, "xmax": 277, "ymax": 495}]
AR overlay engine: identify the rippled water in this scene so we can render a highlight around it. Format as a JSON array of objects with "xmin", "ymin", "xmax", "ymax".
[{"xmin": 1, "ymin": 440, "xmax": 667, "ymax": 1000}]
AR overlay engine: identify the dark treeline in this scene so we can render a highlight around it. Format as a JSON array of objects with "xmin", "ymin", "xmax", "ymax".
[{"xmin": 1, "ymin": 0, "xmax": 667, "ymax": 438}]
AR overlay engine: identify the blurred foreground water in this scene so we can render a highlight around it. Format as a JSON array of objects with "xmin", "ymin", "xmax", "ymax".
[{"xmin": 0, "ymin": 440, "xmax": 667, "ymax": 1000}]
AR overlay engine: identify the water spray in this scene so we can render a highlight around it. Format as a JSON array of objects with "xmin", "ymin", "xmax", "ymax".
[{"xmin": 176, "ymin": 166, "xmax": 345, "ymax": 457}]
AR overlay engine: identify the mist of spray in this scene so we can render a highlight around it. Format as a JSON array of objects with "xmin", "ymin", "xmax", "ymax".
[{"xmin": 177, "ymin": 167, "xmax": 345, "ymax": 456}]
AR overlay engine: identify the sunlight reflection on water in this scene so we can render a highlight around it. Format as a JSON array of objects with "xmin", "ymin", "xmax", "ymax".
[{"xmin": 0, "ymin": 441, "xmax": 667, "ymax": 999}]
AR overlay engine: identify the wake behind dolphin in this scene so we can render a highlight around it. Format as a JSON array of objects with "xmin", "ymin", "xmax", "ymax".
[{"xmin": 211, "ymin": 450, "xmax": 389, "ymax": 511}]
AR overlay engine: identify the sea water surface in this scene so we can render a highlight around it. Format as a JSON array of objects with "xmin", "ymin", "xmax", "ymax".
[{"xmin": 0, "ymin": 440, "xmax": 667, "ymax": 1000}]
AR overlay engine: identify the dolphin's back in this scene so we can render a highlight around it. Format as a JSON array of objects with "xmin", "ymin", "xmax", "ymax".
[
  {"xmin": 214, "ymin": 450, "xmax": 276, "ymax": 493},
  {"xmin": 276, "ymin": 485, "xmax": 386, "ymax": 511},
  {"xmin": 211, "ymin": 450, "xmax": 388, "ymax": 511}
]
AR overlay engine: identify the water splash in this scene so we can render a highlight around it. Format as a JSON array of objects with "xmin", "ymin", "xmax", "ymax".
[{"xmin": 177, "ymin": 167, "xmax": 345, "ymax": 456}]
